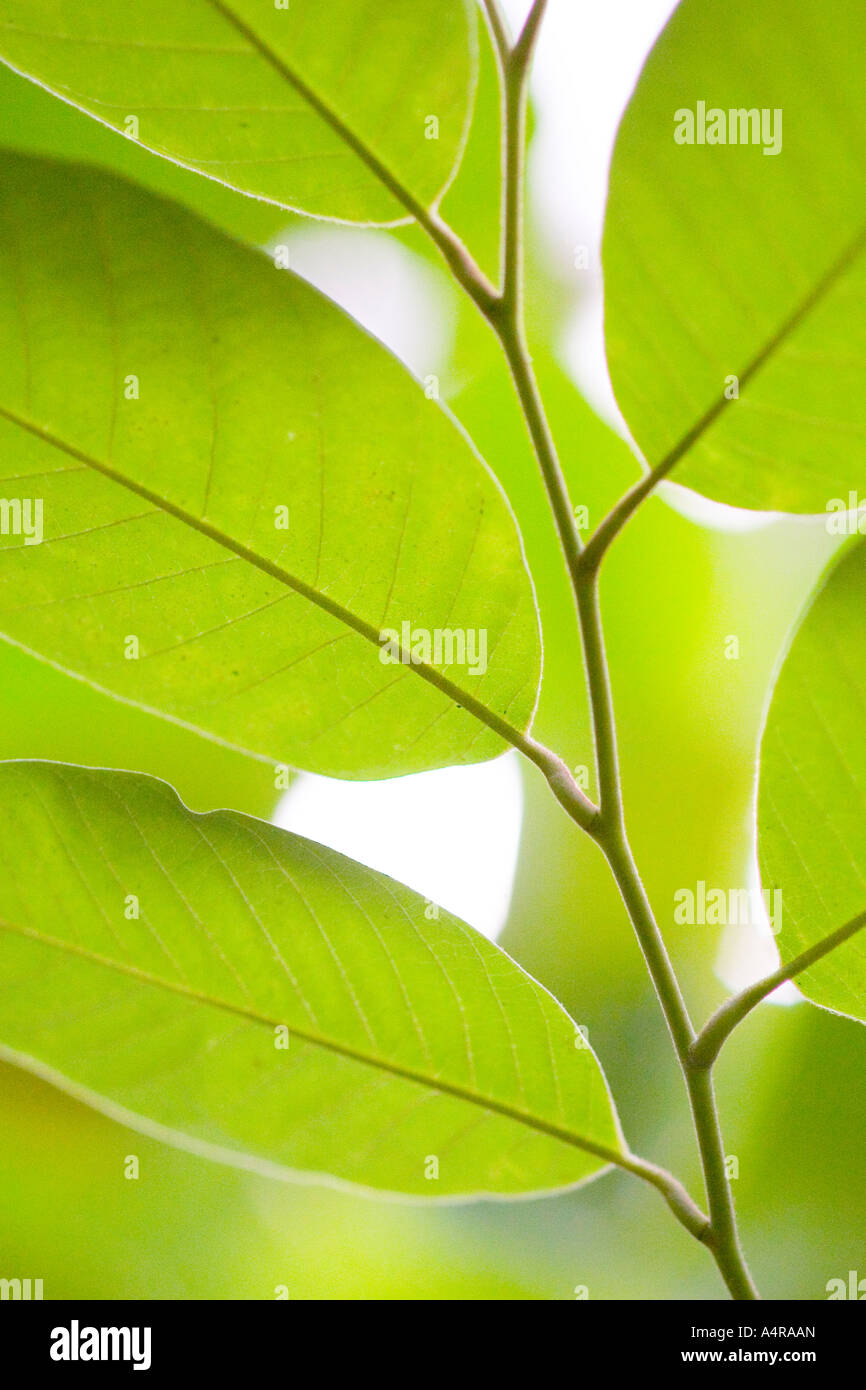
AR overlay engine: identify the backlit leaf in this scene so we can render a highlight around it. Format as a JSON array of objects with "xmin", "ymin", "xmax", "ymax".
[
  {"xmin": 759, "ymin": 538, "xmax": 866, "ymax": 1021},
  {"xmin": 0, "ymin": 761, "xmax": 623, "ymax": 1198},
  {"xmin": 0, "ymin": 0, "xmax": 477, "ymax": 224},
  {"xmin": 0, "ymin": 153, "xmax": 540, "ymax": 779},
  {"xmin": 604, "ymin": 0, "xmax": 866, "ymax": 513}
]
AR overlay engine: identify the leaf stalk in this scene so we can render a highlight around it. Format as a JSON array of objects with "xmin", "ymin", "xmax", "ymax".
[
  {"xmin": 473, "ymin": 0, "xmax": 760, "ymax": 1300},
  {"xmin": 690, "ymin": 908, "xmax": 866, "ymax": 1070}
]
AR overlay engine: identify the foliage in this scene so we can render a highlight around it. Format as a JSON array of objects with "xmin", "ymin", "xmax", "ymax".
[{"xmin": 0, "ymin": 0, "xmax": 863, "ymax": 1300}]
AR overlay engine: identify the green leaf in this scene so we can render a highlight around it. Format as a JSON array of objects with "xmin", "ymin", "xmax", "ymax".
[
  {"xmin": 0, "ymin": 52, "xmax": 291, "ymax": 244},
  {"xmin": 604, "ymin": 0, "xmax": 866, "ymax": 513},
  {"xmin": 0, "ymin": 152, "xmax": 540, "ymax": 779},
  {"xmin": 0, "ymin": 638, "xmax": 282, "ymax": 819},
  {"xmin": 433, "ymin": 9, "xmax": 502, "ymax": 287},
  {"xmin": 0, "ymin": 0, "xmax": 476, "ymax": 225},
  {"xmin": 759, "ymin": 538, "xmax": 866, "ymax": 1022},
  {"xmin": 0, "ymin": 761, "xmax": 623, "ymax": 1198}
]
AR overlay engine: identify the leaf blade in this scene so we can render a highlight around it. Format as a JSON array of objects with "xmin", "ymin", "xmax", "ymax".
[
  {"xmin": 0, "ymin": 152, "xmax": 540, "ymax": 778},
  {"xmin": 759, "ymin": 538, "xmax": 866, "ymax": 1022},
  {"xmin": 604, "ymin": 0, "xmax": 866, "ymax": 513},
  {"xmin": 0, "ymin": 0, "xmax": 477, "ymax": 224},
  {"xmin": 0, "ymin": 761, "xmax": 623, "ymax": 1197}
]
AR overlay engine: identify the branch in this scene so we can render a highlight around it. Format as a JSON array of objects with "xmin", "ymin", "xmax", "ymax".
[
  {"xmin": 690, "ymin": 908, "xmax": 866, "ymax": 1070},
  {"xmin": 512, "ymin": 0, "xmax": 550, "ymax": 69},
  {"xmin": 483, "ymin": 0, "xmax": 585, "ymax": 593},
  {"xmin": 500, "ymin": 331, "xmax": 586, "ymax": 587},
  {"xmin": 619, "ymin": 1148, "xmax": 710, "ymax": 1243},
  {"xmin": 576, "ymin": 581, "xmax": 757, "ymax": 1299},
  {"xmin": 431, "ymin": 0, "xmax": 757, "ymax": 1300},
  {"xmin": 480, "ymin": 0, "xmax": 511, "ymax": 67}
]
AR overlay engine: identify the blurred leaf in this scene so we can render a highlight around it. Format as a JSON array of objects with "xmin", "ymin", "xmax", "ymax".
[
  {"xmin": 435, "ymin": 10, "xmax": 502, "ymax": 287},
  {"xmin": 0, "ymin": 153, "xmax": 540, "ymax": 778},
  {"xmin": 0, "ymin": 1055, "xmax": 557, "ymax": 1298},
  {"xmin": 0, "ymin": 0, "xmax": 476, "ymax": 224},
  {"xmin": 759, "ymin": 537, "xmax": 866, "ymax": 1021},
  {"xmin": 0, "ymin": 761, "xmax": 623, "ymax": 1198},
  {"xmin": 0, "ymin": 638, "xmax": 280, "ymax": 818},
  {"xmin": 0, "ymin": 57, "xmax": 291, "ymax": 244},
  {"xmin": 604, "ymin": 0, "xmax": 866, "ymax": 512}
]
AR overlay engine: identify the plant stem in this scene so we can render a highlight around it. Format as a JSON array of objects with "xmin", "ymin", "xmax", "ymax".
[
  {"xmin": 685, "ymin": 1066, "xmax": 758, "ymax": 1299},
  {"xmin": 483, "ymin": 2, "xmax": 585, "ymax": 598},
  {"xmin": 618, "ymin": 1148, "xmax": 710, "ymax": 1242},
  {"xmin": 479, "ymin": 7, "xmax": 760, "ymax": 1300},
  {"xmin": 578, "ymin": 579, "xmax": 759, "ymax": 1300},
  {"xmin": 583, "ymin": 683, "xmax": 756, "ymax": 1297},
  {"xmin": 577, "ymin": 581, "xmax": 757, "ymax": 1299},
  {"xmin": 691, "ymin": 907, "xmax": 866, "ymax": 1069},
  {"xmin": 205, "ymin": 3, "xmax": 600, "ymax": 832},
  {"xmin": 498, "ymin": 320, "xmax": 586, "ymax": 588},
  {"xmin": 480, "ymin": 0, "xmax": 511, "ymax": 68}
]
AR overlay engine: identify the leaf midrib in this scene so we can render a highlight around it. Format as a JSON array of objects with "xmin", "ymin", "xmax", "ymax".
[
  {"xmin": 588, "ymin": 214, "xmax": 866, "ymax": 564},
  {"xmin": 0, "ymin": 401, "xmax": 531, "ymax": 756},
  {"xmin": 0, "ymin": 910, "xmax": 624, "ymax": 1169},
  {"xmin": 204, "ymin": 0, "xmax": 434, "ymax": 224},
  {"xmin": 0, "ymin": 2, "xmax": 454, "ymax": 225},
  {"xmin": 656, "ymin": 217, "xmax": 866, "ymax": 484}
]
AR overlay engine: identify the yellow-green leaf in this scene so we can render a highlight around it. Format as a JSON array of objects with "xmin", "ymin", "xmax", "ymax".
[
  {"xmin": 759, "ymin": 538, "xmax": 866, "ymax": 1020},
  {"xmin": 0, "ymin": 761, "xmax": 623, "ymax": 1198},
  {"xmin": 604, "ymin": 0, "xmax": 866, "ymax": 513},
  {"xmin": 0, "ymin": 0, "xmax": 477, "ymax": 224},
  {"xmin": 0, "ymin": 153, "xmax": 541, "ymax": 778}
]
